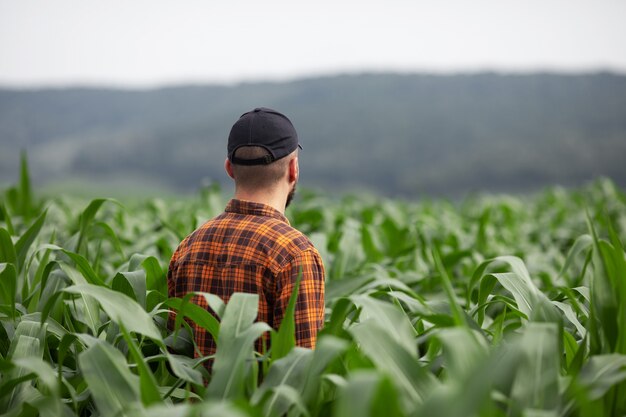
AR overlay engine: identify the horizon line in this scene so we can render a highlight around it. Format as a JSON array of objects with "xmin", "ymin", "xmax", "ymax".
[{"xmin": 1, "ymin": 67, "xmax": 625, "ymax": 91}]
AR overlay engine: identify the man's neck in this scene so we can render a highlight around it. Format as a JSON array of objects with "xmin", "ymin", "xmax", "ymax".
[{"xmin": 233, "ymin": 188, "xmax": 287, "ymax": 214}]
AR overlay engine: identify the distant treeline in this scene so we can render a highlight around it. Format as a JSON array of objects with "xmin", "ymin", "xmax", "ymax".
[{"xmin": 1, "ymin": 72, "xmax": 625, "ymax": 196}]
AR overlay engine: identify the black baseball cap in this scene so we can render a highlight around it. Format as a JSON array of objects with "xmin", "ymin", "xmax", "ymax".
[{"xmin": 228, "ymin": 107, "xmax": 302, "ymax": 166}]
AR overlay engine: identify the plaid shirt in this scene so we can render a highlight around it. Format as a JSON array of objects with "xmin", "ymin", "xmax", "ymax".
[{"xmin": 167, "ymin": 199, "xmax": 325, "ymax": 367}]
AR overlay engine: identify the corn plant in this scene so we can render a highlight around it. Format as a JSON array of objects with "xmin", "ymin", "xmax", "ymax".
[{"xmin": 1, "ymin": 159, "xmax": 625, "ymax": 416}]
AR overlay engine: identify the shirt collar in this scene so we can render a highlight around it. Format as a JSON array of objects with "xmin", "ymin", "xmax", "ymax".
[{"xmin": 225, "ymin": 199, "xmax": 290, "ymax": 225}]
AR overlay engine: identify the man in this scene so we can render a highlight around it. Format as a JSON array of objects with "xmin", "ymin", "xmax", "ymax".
[{"xmin": 167, "ymin": 107, "xmax": 325, "ymax": 369}]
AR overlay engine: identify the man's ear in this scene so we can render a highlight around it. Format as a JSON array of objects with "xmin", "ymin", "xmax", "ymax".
[
  {"xmin": 288, "ymin": 156, "xmax": 299, "ymax": 183},
  {"xmin": 224, "ymin": 158, "xmax": 235, "ymax": 179}
]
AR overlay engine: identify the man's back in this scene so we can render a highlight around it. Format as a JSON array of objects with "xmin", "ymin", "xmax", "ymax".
[{"xmin": 168, "ymin": 199, "xmax": 325, "ymax": 363}]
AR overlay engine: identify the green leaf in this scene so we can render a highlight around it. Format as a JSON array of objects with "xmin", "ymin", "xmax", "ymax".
[
  {"xmin": 577, "ymin": 354, "xmax": 626, "ymax": 401},
  {"xmin": 415, "ymin": 331, "xmax": 524, "ymax": 417},
  {"xmin": 433, "ymin": 246, "xmax": 467, "ymax": 326},
  {"xmin": 349, "ymin": 320, "xmax": 436, "ymax": 411},
  {"xmin": 0, "ymin": 263, "xmax": 17, "ymax": 319},
  {"xmin": 128, "ymin": 401, "xmax": 250, "ymax": 417},
  {"xmin": 606, "ymin": 221, "xmax": 626, "ymax": 356},
  {"xmin": 75, "ymin": 198, "xmax": 121, "ymax": 253},
  {"xmin": 261, "ymin": 384, "xmax": 310, "ymax": 417},
  {"xmin": 120, "ymin": 324, "xmax": 162, "ymax": 406},
  {"xmin": 8, "ymin": 321, "xmax": 47, "ymax": 359},
  {"xmin": 166, "ymin": 353, "xmax": 204, "ymax": 386},
  {"xmin": 60, "ymin": 250, "xmax": 105, "ymax": 286},
  {"xmin": 0, "ymin": 228, "xmax": 17, "ymax": 266},
  {"xmin": 112, "ymin": 272, "xmax": 139, "ymax": 302},
  {"xmin": 301, "ymin": 336, "xmax": 349, "ymax": 405},
  {"xmin": 510, "ymin": 322, "xmax": 561, "ymax": 413},
  {"xmin": 361, "ymin": 224, "xmax": 385, "ymax": 262},
  {"xmin": 18, "ymin": 151, "xmax": 34, "ymax": 218},
  {"xmin": 490, "ymin": 272, "xmax": 535, "ymax": 319},
  {"xmin": 0, "ymin": 203, "xmax": 15, "ymax": 236},
  {"xmin": 58, "ymin": 264, "xmax": 101, "ymax": 334},
  {"xmin": 64, "ymin": 283, "xmax": 162, "ymax": 341},
  {"xmin": 92, "ymin": 220, "xmax": 125, "ymax": 258},
  {"xmin": 350, "ymin": 294, "xmax": 417, "ymax": 353},
  {"xmin": 559, "ymin": 234, "xmax": 593, "ymax": 284},
  {"xmin": 553, "ymin": 300, "xmax": 587, "ymax": 338},
  {"xmin": 207, "ymin": 293, "xmax": 272, "ymax": 400},
  {"xmin": 271, "ymin": 270, "xmax": 301, "ymax": 361},
  {"xmin": 78, "ymin": 341, "xmax": 142, "ymax": 416},
  {"xmin": 334, "ymin": 371, "xmax": 403, "ymax": 417},
  {"xmin": 252, "ymin": 348, "xmax": 312, "ymax": 411},
  {"xmin": 14, "ymin": 209, "xmax": 47, "ymax": 272},
  {"xmin": 121, "ymin": 270, "xmax": 147, "ymax": 310},
  {"xmin": 437, "ymin": 327, "xmax": 489, "ymax": 380},
  {"xmin": 252, "ymin": 348, "xmax": 316, "ymax": 417},
  {"xmin": 0, "ymin": 335, "xmax": 41, "ymax": 411},
  {"xmin": 113, "ymin": 270, "xmax": 146, "ymax": 308},
  {"xmin": 165, "ymin": 294, "xmax": 221, "ymax": 343},
  {"xmin": 329, "ymin": 219, "xmax": 365, "ymax": 279},
  {"xmin": 11, "ymin": 356, "xmax": 59, "ymax": 397},
  {"xmin": 142, "ymin": 256, "xmax": 165, "ymax": 295},
  {"xmin": 470, "ymin": 255, "xmax": 536, "ymax": 296},
  {"xmin": 476, "ymin": 270, "xmax": 560, "ymax": 324}
]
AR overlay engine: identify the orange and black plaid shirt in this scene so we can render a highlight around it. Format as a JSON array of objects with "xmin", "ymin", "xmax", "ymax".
[{"xmin": 167, "ymin": 199, "xmax": 325, "ymax": 366}]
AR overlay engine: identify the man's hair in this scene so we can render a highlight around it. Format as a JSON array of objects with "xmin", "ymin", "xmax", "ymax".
[{"xmin": 231, "ymin": 146, "xmax": 294, "ymax": 189}]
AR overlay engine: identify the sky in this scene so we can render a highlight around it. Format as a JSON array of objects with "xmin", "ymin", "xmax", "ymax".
[{"xmin": 1, "ymin": 0, "xmax": 626, "ymax": 87}]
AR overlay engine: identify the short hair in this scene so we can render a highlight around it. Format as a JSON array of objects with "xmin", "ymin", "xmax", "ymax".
[{"xmin": 231, "ymin": 146, "xmax": 294, "ymax": 189}]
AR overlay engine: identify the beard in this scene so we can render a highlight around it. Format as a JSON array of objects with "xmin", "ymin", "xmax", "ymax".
[{"xmin": 285, "ymin": 183, "xmax": 297, "ymax": 208}]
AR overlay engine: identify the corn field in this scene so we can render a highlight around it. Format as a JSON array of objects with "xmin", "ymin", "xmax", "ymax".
[{"xmin": 1, "ymin": 158, "xmax": 626, "ymax": 417}]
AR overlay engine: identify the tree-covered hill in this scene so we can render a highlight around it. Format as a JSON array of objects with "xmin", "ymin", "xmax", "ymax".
[{"xmin": 1, "ymin": 72, "xmax": 625, "ymax": 196}]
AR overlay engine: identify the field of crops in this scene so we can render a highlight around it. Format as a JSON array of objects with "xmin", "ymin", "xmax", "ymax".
[{"xmin": 1, "ymin": 160, "xmax": 626, "ymax": 416}]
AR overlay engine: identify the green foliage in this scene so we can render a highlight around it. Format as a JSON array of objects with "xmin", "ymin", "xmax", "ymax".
[
  {"xmin": 271, "ymin": 272, "xmax": 301, "ymax": 361},
  {"xmin": 1, "ymin": 166, "xmax": 626, "ymax": 416}
]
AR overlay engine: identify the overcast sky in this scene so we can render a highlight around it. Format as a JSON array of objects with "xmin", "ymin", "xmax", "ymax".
[{"xmin": 1, "ymin": 0, "xmax": 625, "ymax": 87}]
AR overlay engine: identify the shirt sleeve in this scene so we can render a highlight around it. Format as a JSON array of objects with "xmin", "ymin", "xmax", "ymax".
[{"xmin": 273, "ymin": 248, "xmax": 325, "ymax": 349}]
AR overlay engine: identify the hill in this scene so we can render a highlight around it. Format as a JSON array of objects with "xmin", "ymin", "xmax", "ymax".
[{"xmin": 1, "ymin": 72, "xmax": 625, "ymax": 196}]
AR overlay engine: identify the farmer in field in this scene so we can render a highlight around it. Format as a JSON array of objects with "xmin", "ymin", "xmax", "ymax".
[{"xmin": 167, "ymin": 107, "xmax": 325, "ymax": 371}]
